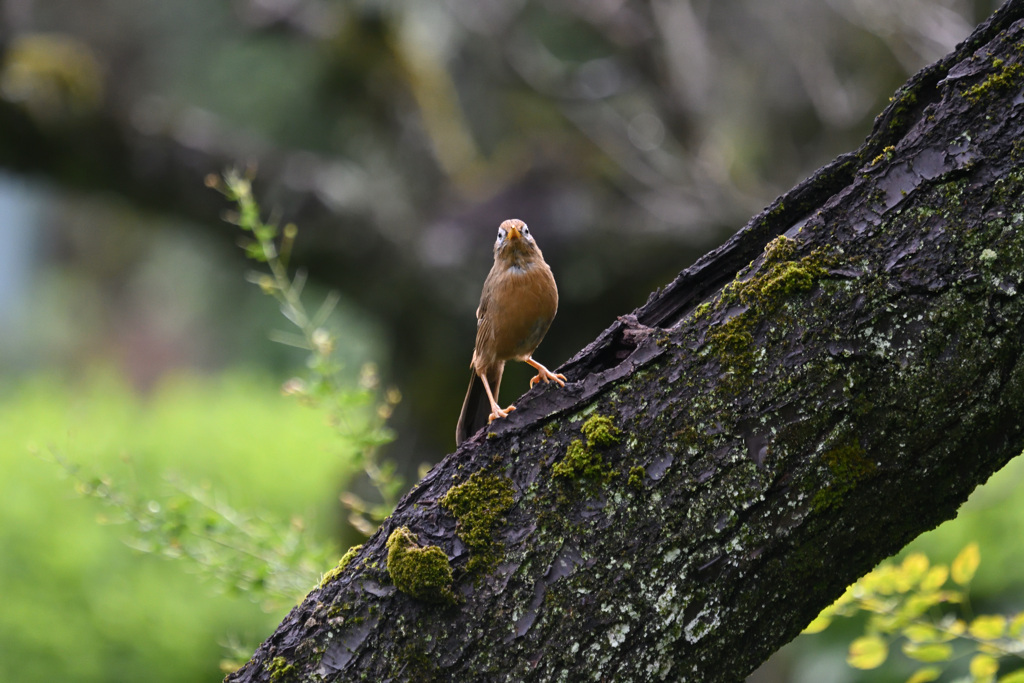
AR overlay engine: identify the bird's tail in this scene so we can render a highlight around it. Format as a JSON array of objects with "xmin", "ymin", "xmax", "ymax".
[{"xmin": 456, "ymin": 365, "xmax": 502, "ymax": 446}]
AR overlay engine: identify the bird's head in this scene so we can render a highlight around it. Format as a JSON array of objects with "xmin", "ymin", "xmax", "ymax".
[{"xmin": 493, "ymin": 218, "xmax": 540, "ymax": 265}]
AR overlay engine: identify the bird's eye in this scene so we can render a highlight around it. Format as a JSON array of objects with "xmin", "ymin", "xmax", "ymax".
[
  {"xmin": 522, "ymin": 225, "xmax": 530, "ymax": 235},
  {"xmin": 498, "ymin": 228, "xmax": 505, "ymax": 240}
]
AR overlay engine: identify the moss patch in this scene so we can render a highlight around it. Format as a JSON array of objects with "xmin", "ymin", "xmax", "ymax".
[
  {"xmin": 553, "ymin": 439, "xmax": 607, "ymax": 480},
  {"xmin": 706, "ymin": 238, "xmax": 828, "ymax": 379},
  {"xmin": 265, "ymin": 655, "xmax": 297, "ymax": 682},
  {"xmin": 581, "ymin": 414, "xmax": 622, "ymax": 447},
  {"xmin": 963, "ymin": 57, "xmax": 1024, "ymax": 103},
  {"xmin": 386, "ymin": 527, "xmax": 457, "ymax": 605},
  {"xmin": 811, "ymin": 441, "xmax": 877, "ymax": 511},
  {"xmin": 628, "ymin": 465, "xmax": 646, "ymax": 489},
  {"xmin": 552, "ymin": 414, "xmax": 621, "ymax": 483},
  {"xmin": 706, "ymin": 314, "xmax": 756, "ymax": 377},
  {"xmin": 440, "ymin": 471, "xmax": 515, "ymax": 574},
  {"xmin": 319, "ymin": 544, "xmax": 362, "ymax": 588}
]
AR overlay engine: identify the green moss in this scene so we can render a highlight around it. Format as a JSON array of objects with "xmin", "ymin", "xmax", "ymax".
[
  {"xmin": 824, "ymin": 442, "xmax": 876, "ymax": 482},
  {"xmin": 871, "ymin": 145, "xmax": 897, "ymax": 166},
  {"xmin": 393, "ymin": 643, "xmax": 440, "ymax": 681},
  {"xmin": 761, "ymin": 235, "xmax": 798, "ymax": 265},
  {"xmin": 552, "ymin": 414, "xmax": 621, "ymax": 484},
  {"xmin": 318, "ymin": 544, "xmax": 362, "ymax": 588},
  {"xmin": 265, "ymin": 655, "xmax": 296, "ymax": 682},
  {"xmin": 440, "ymin": 471, "xmax": 515, "ymax": 574},
  {"xmin": 738, "ymin": 250, "xmax": 826, "ymax": 309},
  {"xmin": 884, "ymin": 88, "xmax": 918, "ymax": 133},
  {"xmin": 963, "ymin": 58, "xmax": 1024, "ymax": 103},
  {"xmin": 628, "ymin": 465, "xmax": 646, "ymax": 489},
  {"xmin": 553, "ymin": 439, "xmax": 606, "ymax": 480},
  {"xmin": 581, "ymin": 414, "xmax": 621, "ymax": 447},
  {"xmin": 705, "ymin": 242, "xmax": 828, "ymax": 380},
  {"xmin": 811, "ymin": 441, "xmax": 877, "ymax": 512},
  {"xmin": 706, "ymin": 313, "xmax": 756, "ymax": 376},
  {"xmin": 385, "ymin": 527, "xmax": 457, "ymax": 605}
]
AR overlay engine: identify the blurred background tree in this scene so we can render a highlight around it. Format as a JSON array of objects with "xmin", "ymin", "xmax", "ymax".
[{"xmin": 0, "ymin": 1, "xmax": 1020, "ymax": 681}]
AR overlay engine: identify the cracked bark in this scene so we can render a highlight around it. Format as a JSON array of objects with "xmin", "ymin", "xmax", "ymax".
[{"xmin": 227, "ymin": 3, "xmax": 1024, "ymax": 681}]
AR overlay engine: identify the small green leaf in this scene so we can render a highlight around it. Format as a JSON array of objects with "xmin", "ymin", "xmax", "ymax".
[
  {"xmin": 901, "ymin": 553, "xmax": 930, "ymax": 587},
  {"xmin": 970, "ymin": 615, "xmax": 1008, "ymax": 640},
  {"xmin": 998, "ymin": 669, "xmax": 1024, "ymax": 683},
  {"xmin": 971, "ymin": 653, "xmax": 999, "ymax": 680},
  {"xmin": 803, "ymin": 612, "xmax": 832, "ymax": 634},
  {"xmin": 244, "ymin": 240, "xmax": 269, "ymax": 262},
  {"xmin": 906, "ymin": 667, "xmax": 942, "ymax": 683},
  {"xmin": 902, "ymin": 642, "xmax": 953, "ymax": 663},
  {"xmin": 903, "ymin": 624, "xmax": 940, "ymax": 643},
  {"xmin": 1008, "ymin": 612, "xmax": 1024, "ymax": 637},
  {"xmin": 921, "ymin": 566, "xmax": 949, "ymax": 591},
  {"xmin": 903, "ymin": 591, "xmax": 960, "ymax": 619},
  {"xmin": 946, "ymin": 619, "xmax": 967, "ymax": 637},
  {"xmin": 871, "ymin": 613, "xmax": 906, "ymax": 634},
  {"xmin": 869, "ymin": 565, "xmax": 902, "ymax": 595},
  {"xmin": 951, "ymin": 543, "xmax": 980, "ymax": 585},
  {"xmin": 861, "ymin": 596, "xmax": 896, "ymax": 614},
  {"xmin": 833, "ymin": 584, "xmax": 858, "ymax": 609},
  {"xmin": 848, "ymin": 635, "xmax": 888, "ymax": 669}
]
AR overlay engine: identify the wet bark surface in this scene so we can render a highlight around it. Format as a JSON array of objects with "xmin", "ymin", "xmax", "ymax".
[{"xmin": 227, "ymin": 3, "xmax": 1024, "ymax": 681}]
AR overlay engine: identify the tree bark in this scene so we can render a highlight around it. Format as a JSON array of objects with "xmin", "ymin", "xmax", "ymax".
[{"xmin": 227, "ymin": 3, "xmax": 1024, "ymax": 681}]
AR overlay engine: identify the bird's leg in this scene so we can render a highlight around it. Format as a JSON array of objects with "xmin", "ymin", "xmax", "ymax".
[
  {"xmin": 526, "ymin": 357, "xmax": 566, "ymax": 388},
  {"xmin": 479, "ymin": 372, "xmax": 516, "ymax": 423}
]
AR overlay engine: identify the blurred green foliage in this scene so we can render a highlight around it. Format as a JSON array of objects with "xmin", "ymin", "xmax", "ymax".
[
  {"xmin": 0, "ymin": 369, "xmax": 363, "ymax": 682},
  {"xmin": 784, "ymin": 455, "xmax": 1024, "ymax": 683},
  {"xmin": 804, "ymin": 543, "xmax": 1024, "ymax": 683}
]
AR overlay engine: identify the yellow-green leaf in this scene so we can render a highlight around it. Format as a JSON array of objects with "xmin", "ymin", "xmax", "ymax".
[
  {"xmin": 951, "ymin": 543, "xmax": 980, "ymax": 585},
  {"xmin": 834, "ymin": 584, "xmax": 857, "ymax": 609},
  {"xmin": 902, "ymin": 642, "xmax": 953, "ymax": 663},
  {"xmin": 902, "ymin": 553, "xmax": 930, "ymax": 586},
  {"xmin": 803, "ymin": 612, "xmax": 832, "ymax": 634},
  {"xmin": 998, "ymin": 669, "xmax": 1024, "ymax": 683},
  {"xmin": 921, "ymin": 566, "xmax": 948, "ymax": 592},
  {"xmin": 971, "ymin": 653, "xmax": 999, "ymax": 679},
  {"xmin": 947, "ymin": 619, "xmax": 967, "ymax": 637},
  {"xmin": 906, "ymin": 667, "xmax": 942, "ymax": 683},
  {"xmin": 904, "ymin": 591, "xmax": 958, "ymax": 619},
  {"xmin": 871, "ymin": 565, "xmax": 902, "ymax": 595},
  {"xmin": 1009, "ymin": 612, "xmax": 1024, "ymax": 637},
  {"xmin": 903, "ymin": 624, "xmax": 940, "ymax": 643},
  {"xmin": 848, "ymin": 635, "xmax": 889, "ymax": 669},
  {"xmin": 869, "ymin": 611, "xmax": 903, "ymax": 633},
  {"xmin": 970, "ymin": 615, "xmax": 1008, "ymax": 640},
  {"xmin": 861, "ymin": 596, "xmax": 896, "ymax": 614}
]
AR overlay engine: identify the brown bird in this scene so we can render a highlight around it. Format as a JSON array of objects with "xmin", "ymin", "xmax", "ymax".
[{"xmin": 456, "ymin": 219, "xmax": 566, "ymax": 445}]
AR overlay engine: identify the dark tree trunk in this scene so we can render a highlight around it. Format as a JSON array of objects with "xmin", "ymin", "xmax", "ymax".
[{"xmin": 227, "ymin": 3, "xmax": 1024, "ymax": 681}]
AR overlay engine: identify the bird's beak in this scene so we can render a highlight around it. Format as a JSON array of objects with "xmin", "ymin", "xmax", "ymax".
[{"xmin": 506, "ymin": 225, "xmax": 522, "ymax": 241}]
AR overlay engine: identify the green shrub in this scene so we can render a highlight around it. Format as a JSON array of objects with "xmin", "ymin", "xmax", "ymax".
[{"xmin": 0, "ymin": 370, "xmax": 363, "ymax": 682}]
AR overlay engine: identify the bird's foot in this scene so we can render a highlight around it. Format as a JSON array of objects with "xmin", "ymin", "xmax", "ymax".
[
  {"xmin": 529, "ymin": 368, "xmax": 566, "ymax": 388},
  {"xmin": 487, "ymin": 405, "xmax": 516, "ymax": 423}
]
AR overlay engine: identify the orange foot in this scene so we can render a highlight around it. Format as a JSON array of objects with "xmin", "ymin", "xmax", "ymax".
[
  {"xmin": 487, "ymin": 404, "xmax": 516, "ymax": 423},
  {"xmin": 527, "ymin": 358, "xmax": 566, "ymax": 388}
]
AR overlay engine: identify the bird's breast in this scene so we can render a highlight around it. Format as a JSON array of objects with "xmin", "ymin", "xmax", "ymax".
[{"xmin": 485, "ymin": 264, "xmax": 558, "ymax": 361}]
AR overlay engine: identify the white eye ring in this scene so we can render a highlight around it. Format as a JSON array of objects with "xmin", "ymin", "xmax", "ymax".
[
  {"xmin": 522, "ymin": 225, "xmax": 530, "ymax": 235},
  {"xmin": 497, "ymin": 228, "xmax": 506, "ymax": 240}
]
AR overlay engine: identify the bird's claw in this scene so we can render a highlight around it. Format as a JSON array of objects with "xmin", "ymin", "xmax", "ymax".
[
  {"xmin": 530, "ymin": 370, "xmax": 567, "ymax": 388},
  {"xmin": 487, "ymin": 405, "xmax": 516, "ymax": 423}
]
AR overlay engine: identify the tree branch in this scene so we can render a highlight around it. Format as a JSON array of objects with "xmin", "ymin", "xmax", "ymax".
[{"xmin": 226, "ymin": 2, "xmax": 1024, "ymax": 680}]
